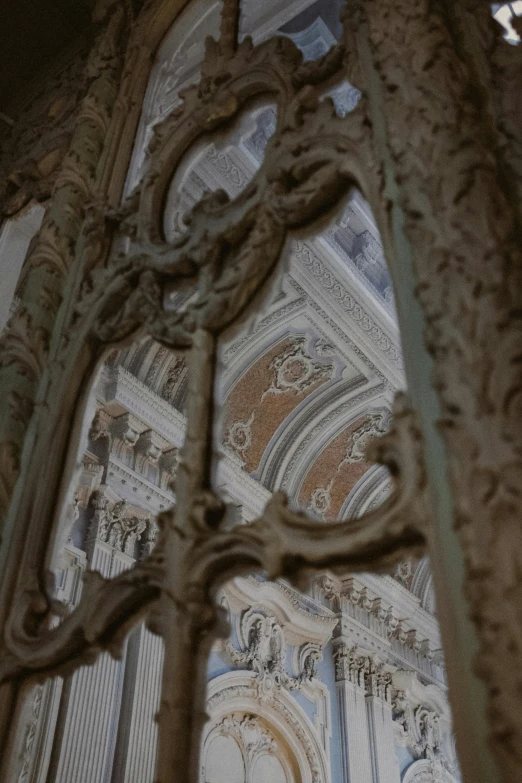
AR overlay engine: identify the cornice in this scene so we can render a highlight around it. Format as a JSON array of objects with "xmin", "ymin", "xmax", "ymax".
[
  {"xmin": 290, "ymin": 241, "xmax": 405, "ymax": 389},
  {"xmin": 224, "ymin": 576, "xmax": 337, "ymax": 647},
  {"xmin": 106, "ymin": 455, "xmax": 174, "ymax": 514}
]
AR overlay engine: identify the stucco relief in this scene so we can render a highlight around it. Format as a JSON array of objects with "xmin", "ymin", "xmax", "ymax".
[
  {"xmin": 300, "ymin": 412, "xmax": 389, "ymax": 520},
  {"xmin": 225, "ymin": 608, "xmax": 323, "ymax": 700},
  {"xmin": 1, "ymin": 0, "xmax": 518, "ymax": 781},
  {"xmin": 206, "ymin": 671, "xmax": 329, "ymax": 783},
  {"xmin": 87, "ymin": 492, "xmax": 150, "ymax": 557},
  {"xmin": 223, "ymin": 335, "xmax": 338, "ymax": 473},
  {"xmin": 357, "ymin": 0, "xmax": 522, "ymax": 775}
]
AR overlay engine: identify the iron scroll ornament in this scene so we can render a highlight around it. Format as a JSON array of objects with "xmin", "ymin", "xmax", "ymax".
[{"xmin": 0, "ymin": 3, "xmax": 427, "ymax": 781}]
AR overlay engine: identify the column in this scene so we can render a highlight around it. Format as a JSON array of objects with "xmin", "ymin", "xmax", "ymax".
[{"xmin": 334, "ymin": 642, "xmax": 373, "ymax": 783}]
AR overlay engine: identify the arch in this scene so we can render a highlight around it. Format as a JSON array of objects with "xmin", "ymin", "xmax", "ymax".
[
  {"xmin": 339, "ymin": 463, "xmax": 392, "ymax": 520},
  {"xmin": 205, "ymin": 671, "xmax": 330, "ymax": 783},
  {"xmin": 410, "ymin": 559, "xmax": 436, "ymax": 616},
  {"xmin": 402, "ymin": 758, "xmax": 457, "ymax": 783},
  {"xmin": 203, "ymin": 732, "xmax": 245, "ymax": 783}
]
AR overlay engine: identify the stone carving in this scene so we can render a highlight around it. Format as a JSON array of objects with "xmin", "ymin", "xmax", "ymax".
[
  {"xmin": 206, "ymin": 680, "xmax": 325, "ymax": 783},
  {"xmin": 309, "ymin": 480, "xmax": 334, "ymax": 519},
  {"xmin": 89, "ymin": 410, "xmax": 112, "ymax": 443},
  {"xmin": 261, "ymin": 337, "xmax": 334, "ymax": 401},
  {"xmin": 393, "ymin": 692, "xmax": 444, "ymax": 764},
  {"xmin": 297, "ymin": 643, "xmax": 323, "ymax": 685},
  {"xmin": 159, "ymin": 448, "xmax": 179, "ymax": 491},
  {"xmin": 0, "ymin": 1, "xmax": 474, "ymax": 781},
  {"xmin": 145, "ymin": 346, "xmax": 168, "ymax": 386},
  {"xmin": 160, "ymin": 356, "xmax": 185, "ymax": 404},
  {"xmin": 415, "ymin": 707, "xmax": 442, "ymax": 762},
  {"xmin": 354, "ymin": 0, "xmax": 522, "ymax": 775},
  {"xmin": 226, "ymin": 612, "xmax": 286, "ymax": 692},
  {"xmin": 16, "ymin": 685, "xmax": 43, "ymax": 783},
  {"xmin": 0, "ymin": 0, "xmax": 517, "ymax": 777},
  {"xmin": 342, "ymin": 414, "xmax": 388, "ymax": 465},
  {"xmin": 292, "ymin": 241, "xmax": 403, "ymax": 367},
  {"xmin": 334, "ymin": 645, "xmax": 391, "ymax": 700},
  {"xmin": 88, "ymin": 493, "xmax": 148, "ymax": 556},
  {"xmin": 225, "ymin": 610, "xmax": 322, "ymax": 698},
  {"xmin": 394, "ymin": 559, "xmax": 414, "ymax": 589},
  {"xmin": 225, "ymin": 411, "xmax": 255, "ymax": 463},
  {"xmin": 217, "ymin": 713, "xmax": 277, "ymax": 757}
]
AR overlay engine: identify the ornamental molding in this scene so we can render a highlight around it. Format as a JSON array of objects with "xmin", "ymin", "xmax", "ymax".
[
  {"xmin": 224, "ymin": 576, "xmax": 337, "ymax": 646},
  {"xmin": 86, "ymin": 490, "xmax": 151, "ymax": 557},
  {"xmin": 0, "ymin": 4, "xmax": 435, "ymax": 780},
  {"xmin": 306, "ymin": 411, "xmax": 389, "ymax": 520},
  {"xmin": 288, "ymin": 279, "xmax": 394, "ymax": 387},
  {"xmin": 221, "ymin": 265, "xmax": 398, "ymax": 406},
  {"xmin": 99, "ymin": 366, "xmax": 270, "ymax": 517},
  {"xmin": 342, "ymin": 413, "xmax": 389, "ymax": 465},
  {"xmin": 225, "ymin": 410, "xmax": 256, "ymax": 464},
  {"xmin": 402, "ymin": 759, "xmax": 458, "ymax": 783},
  {"xmin": 344, "ymin": 573, "xmax": 442, "ymax": 649},
  {"xmin": 339, "ymin": 463, "xmax": 392, "ymax": 520},
  {"xmin": 392, "ymin": 672, "xmax": 459, "ymax": 780},
  {"xmin": 260, "ymin": 336, "xmax": 335, "ymax": 401},
  {"xmin": 314, "ymin": 573, "xmax": 444, "ymax": 687},
  {"xmin": 101, "ymin": 365, "xmax": 187, "ymax": 448},
  {"xmin": 106, "ymin": 455, "xmax": 174, "ymax": 512},
  {"xmin": 206, "ymin": 712, "xmax": 280, "ymax": 772},
  {"xmin": 272, "ymin": 385, "xmax": 389, "ymax": 494},
  {"xmin": 206, "ymin": 670, "xmax": 329, "ymax": 783},
  {"xmin": 260, "ymin": 371, "xmax": 373, "ymax": 491},
  {"xmin": 290, "ymin": 240, "xmax": 404, "ymax": 378},
  {"xmin": 333, "ymin": 644, "xmax": 393, "ymax": 701},
  {"xmin": 224, "ymin": 609, "xmax": 323, "ymax": 699}
]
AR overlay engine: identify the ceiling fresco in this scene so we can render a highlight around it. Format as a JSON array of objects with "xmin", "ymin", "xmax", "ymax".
[{"xmin": 106, "ymin": 0, "xmax": 427, "ymax": 601}]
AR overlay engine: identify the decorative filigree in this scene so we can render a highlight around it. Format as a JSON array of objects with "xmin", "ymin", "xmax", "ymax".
[
  {"xmin": 334, "ymin": 645, "xmax": 392, "ymax": 704},
  {"xmin": 342, "ymin": 414, "xmax": 388, "ymax": 465},
  {"xmin": 217, "ymin": 713, "xmax": 277, "ymax": 759},
  {"xmin": 88, "ymin": 493, "xmax": 149, "ymax": 556},
  {"xmin": 261, "ymin": 337, "xmax": 334, "ymax": 401},
  {"xmin": 225, "ymin": 610, "xmax": 322, "ymax": 699},
  {"xmin": 225, "ymin": 411, "xmax": 255, "ymax": 463},
  {"xmin": 0, "ymin": 3, "xmax": 434, "ymax": 782}
]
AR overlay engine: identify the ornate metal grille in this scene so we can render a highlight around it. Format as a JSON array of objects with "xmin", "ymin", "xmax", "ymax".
[{"xmin": 1, "ymin": 0, "xmax": 521, "ymax": 781}]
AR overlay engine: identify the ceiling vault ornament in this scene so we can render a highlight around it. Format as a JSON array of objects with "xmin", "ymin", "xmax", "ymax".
[{"xmin": 0, "ymin": 0, "xmax": 520, "ymax": 782}]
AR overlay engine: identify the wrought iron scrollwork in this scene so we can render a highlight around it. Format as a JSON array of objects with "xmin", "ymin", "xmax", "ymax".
[{"xmin": 0, "ymin": 1, "xmax": 429, "ymax": 781}]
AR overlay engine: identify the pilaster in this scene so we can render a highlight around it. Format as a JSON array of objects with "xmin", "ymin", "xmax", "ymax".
[
  {"xmin": 334, "ymin": 641, "xmax": 373, "ymax": 783},
  {"xmin": 111, "ymin": 624, "xmax": 164, "ymax": 783},
  {"xmin": 47, "ymin": 498, "xmax": 140, "ymax": 783},
  {"xmin": 364, "ymin": 661, "xmax": 399, "ymax": 783}
]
